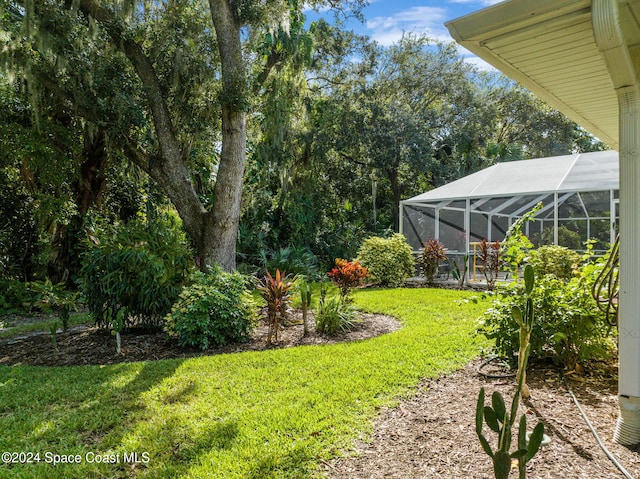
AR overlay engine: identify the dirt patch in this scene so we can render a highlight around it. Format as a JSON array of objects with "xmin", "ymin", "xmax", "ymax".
[
  {"xmin": 0, "ymin": 310, "xmax": 401, "ymax": 366},
  {"xmin": 325, "ymin": 358, "xmax": 640, "ymax": 479}
]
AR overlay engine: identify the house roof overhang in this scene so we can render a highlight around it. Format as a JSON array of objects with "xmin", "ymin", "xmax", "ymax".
[{"xmin": 446, "ymin": 0, "xmax": 640, "ymax": 151}]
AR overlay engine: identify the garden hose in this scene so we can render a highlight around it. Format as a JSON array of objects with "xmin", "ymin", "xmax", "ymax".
[
  {"xmin": 561, "ymin": 375, "xmax": 635, "ymax": 479},
  {"xmin": 477, "ymin": 356, "xmax": 516, "ymax": 378},
  {"xmin": 591, "ymin": 234, "xmax": 619, "ymax": 327}
]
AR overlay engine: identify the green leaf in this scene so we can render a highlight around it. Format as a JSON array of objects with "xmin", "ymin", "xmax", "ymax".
[
  {"xmin": 511, "ymin": 305, "xmax": 523, "ymax": 326},
  {"xmin": 492, "ymin": 391, "xmax": 506, "ymax": 423},
  {"xmin": 478, "ymin": 433, "xmax": 494, "ymax": 459},
  {"xmin": 476, "ymin": 388, "xmax": 485, "ymax": 433},
  {"xmin": 526, "ymin": 422, "xmax": 545, "ymax": 461},
  {"xmin": 510, "ymin": 448, "xmax": 528, "ymax": 458},
  {"xmin": 524, "ymin": 264, "xmax": 535, "ymax": 295},
  {"xmin": 518, "ymin": 412, "xmax": 527, "ymax": 449},
  {"xmin": 493, "ymin": 451, "xmax": 512, "ymax": 479},
  {"xmin": 484, "ymin": 406, "xmax": 500, "ymax": 432}
]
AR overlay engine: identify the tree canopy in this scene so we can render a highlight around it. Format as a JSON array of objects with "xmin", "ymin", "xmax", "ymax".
[{"xmin": 0, "ymin": 2, "xmax": 607, "ymax": 279}]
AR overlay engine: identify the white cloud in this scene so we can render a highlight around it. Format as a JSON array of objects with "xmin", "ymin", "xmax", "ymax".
[
  {"xmin": 457, "ymin": 47, "xmax": 497, "ymax": 72},
  {"xmin": 365, "ymin": 6, "xmax": 451, "ymax": 45}
]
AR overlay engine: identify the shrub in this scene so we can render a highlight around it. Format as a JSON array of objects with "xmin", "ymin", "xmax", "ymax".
[
  {"xmin": 327, "ymin": 258, "xmax": 369, "ymax": 301},
  {"xmin": 529, "ymin": 245, "xmax": 580, "ymax": 281},
  {"xmin": 165, "ymin": 267, "xmax": 257, "ymax": 349},
  {"xmin": 29, "ymin": 278, "xmax": 78, "ymax": 331},
  {"xmin": 356, "ymin": 233, "xmax": 414, "ymax": 287},
  {"xmin": 478, "ymin": 271, "xmax": 614, "ymax": 370},
  {"xmin": 0, "ymin": 279, "xmax": 33, "ymax": 313},
  {"xmin": 80, "ymin": 214, "xmax": 192, "ymax": 331},
  {"xmin": 315, "ymin": 295, "xmax": 359, "ymax": 335}
]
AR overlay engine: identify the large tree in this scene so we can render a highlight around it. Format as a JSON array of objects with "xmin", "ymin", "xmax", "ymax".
[
  {"xmin": 1, "ymin": 0, "xmax": 363, "ymax": 271},
  {"xmin": 315, "ymin": 34, "xmax": 478, "ymax": 231}
]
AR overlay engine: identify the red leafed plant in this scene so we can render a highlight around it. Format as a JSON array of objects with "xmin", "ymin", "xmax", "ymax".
[
  {"xmin": 327, "ymin": 259, "xmax": 369, "ymax": 302},
  {"xmin": 257, "ymin": 269, "xmax": 295, "ymax": 345},
  {"xmin": 422, "ymin": 239, "xmax": 448, "ymax": 285},
  {"xmin": 478, "ymin": 239, "xmax": 501, "ymax": 290}
]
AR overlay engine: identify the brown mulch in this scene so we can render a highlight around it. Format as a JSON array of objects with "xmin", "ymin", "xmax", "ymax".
[
  {"xmin": 0, "ymin": 310, "xmax": 401, "ymax": 366},
  {"xmin": 325, "ymin": 358, "xmax": 640, "ymax": 479}
]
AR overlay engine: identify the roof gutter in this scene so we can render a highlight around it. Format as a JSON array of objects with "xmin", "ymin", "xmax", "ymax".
[{"xmin": 593, "ymin": 0, "xmax": 640, "ymax": 446}]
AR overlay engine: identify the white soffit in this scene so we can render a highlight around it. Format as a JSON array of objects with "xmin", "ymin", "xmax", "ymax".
[{"xmin": 445, "ymin": 0, "xmax": 624, "ymax": 150}]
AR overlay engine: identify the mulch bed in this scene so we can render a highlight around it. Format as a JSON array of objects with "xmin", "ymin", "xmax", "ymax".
[
  {"xmin": 0, "ymin": 310, "xmax": 401, "ymax": 366},
  {"xmin": 325, "ymin": 358, "xmax": 640, "ymax": 479}
]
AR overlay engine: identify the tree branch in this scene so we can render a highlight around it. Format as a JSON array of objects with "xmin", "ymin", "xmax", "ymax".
[{"xmin": 77, "ymin": 0, "xmax": 183, "ymax": 165}]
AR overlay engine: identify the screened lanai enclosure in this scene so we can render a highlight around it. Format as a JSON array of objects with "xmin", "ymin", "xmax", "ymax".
[{"xmin": 400, "ymin": 150, "xmax": 619, "ymax": 261}]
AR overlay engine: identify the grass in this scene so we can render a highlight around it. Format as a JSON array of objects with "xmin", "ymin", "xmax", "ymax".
[
  {"xmin": 0, "ymin": 288, "xmax": 488, "ymax": 478},
  {"xmin": 0, "ymin": 312, "xmax": 92, "ymax": 339}
]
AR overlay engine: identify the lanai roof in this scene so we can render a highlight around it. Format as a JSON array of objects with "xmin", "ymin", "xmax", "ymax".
[{"xmin": 403, "ymin": 150, "xmax": 619, "ymax": 204}]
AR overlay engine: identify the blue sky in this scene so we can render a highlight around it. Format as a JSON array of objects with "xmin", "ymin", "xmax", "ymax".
[{"xmin": 305, "ymin": 0, "xmax": 504, "ymax": 69}]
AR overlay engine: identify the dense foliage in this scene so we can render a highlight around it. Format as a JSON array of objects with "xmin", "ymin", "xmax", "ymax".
[
  {"xmin": 357, "ymin": 233, "xmax": 415, "ymax": 287},
  {"xmin": 80, "ymin": 215, "xmax": 192, "ymax": 331},
  {"xmin": 1, "ymin": 3, "xmax": 608, "ymax": 283},
  {"xmin": 164, "ymin": 267, "xmax": 257, "ymax": 349},
  {"xmin": 478, "ymin": 248, "xmax": 616, "ymax": 369},
  {"xmin": 528, "ymin": 245, "xmax": 580, "ymax": 280}
]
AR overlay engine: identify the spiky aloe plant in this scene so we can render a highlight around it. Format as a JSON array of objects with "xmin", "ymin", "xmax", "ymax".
[{"xmin": 476, "ymin": 264, "xmax": 543, "ymax": 478}]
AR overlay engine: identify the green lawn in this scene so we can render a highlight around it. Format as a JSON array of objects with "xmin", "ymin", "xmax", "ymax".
[
  {"xmin": 0, "ymin": 312, "xmax": 92, "ymax": 339},
  {"xmin": 0, "ymin": 288, "xmax": 487, "ymax": 478}
]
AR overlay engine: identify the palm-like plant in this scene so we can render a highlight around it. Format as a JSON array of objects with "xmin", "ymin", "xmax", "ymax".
[
  {"xmin": 257, "ymin": 269, "xmax": 295, "ymax": 345},
  {"xmin": 422, "ymin": 239, "xmax": 447, "ymax": 284}
]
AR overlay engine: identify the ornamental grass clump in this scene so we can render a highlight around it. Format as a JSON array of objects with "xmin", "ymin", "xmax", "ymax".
[{"xmin": 315, "ymin": 294, "xmax": 359, "ymax": 335}]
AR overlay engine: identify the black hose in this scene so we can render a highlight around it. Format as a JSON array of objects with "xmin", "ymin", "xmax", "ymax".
[
  {"xmin": 477, "ymin": 356, "xmax": 516, "ymax": 378},
  {"xmin": 561, "ymin": 375, "xmax": 635, "ymax": 479}
]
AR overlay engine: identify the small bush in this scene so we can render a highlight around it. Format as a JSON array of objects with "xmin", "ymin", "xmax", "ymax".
[
  {"xmin": 80, "ymin": 214, "xmax": 192, "ymax": 331},
  {"xmin": 165, "ymin": 267, "xmax": 257, "ymax": 349},
  {"xmin": 327, "ymin": 258, "xmax": 369, "ymax": 301},
  {"xmin": 529, "ymin": 245, "xmax": 580, "ymax": 281},
  {"xmin": 0, "ymin": 279, "xmax": 33, "ymax": 313},
  {"xmin": 478, "ymin": 272, "xmax": 614, "ymax": 370},
  {"xmin": 356, "ymin": 233, "xmax": 415, "ymax": 287},
  {"xmin": 315, "ymin": 295, "xmax": 359, "ymax": 335}
]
